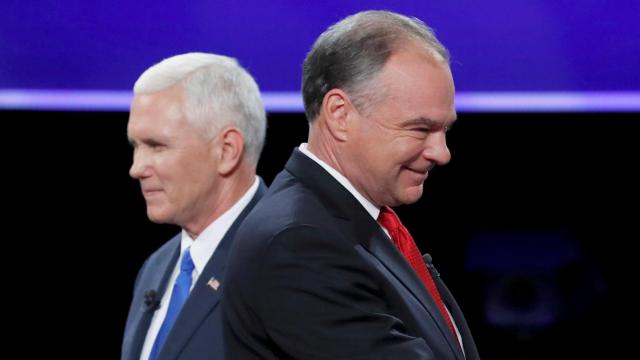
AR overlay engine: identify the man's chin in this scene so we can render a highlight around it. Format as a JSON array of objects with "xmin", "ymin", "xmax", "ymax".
[
  {"xmin": 146, "ymin": 208, "xmax": 171, "ymax": 224},
  {"xmin": 397, "ymin": 186, "xmax": 424, "ymax": 205}
]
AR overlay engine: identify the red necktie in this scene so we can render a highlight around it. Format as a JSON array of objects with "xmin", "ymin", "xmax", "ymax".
[{"xmin": 377, "ymin": 206, "xmax": 460, "ymax": 345}]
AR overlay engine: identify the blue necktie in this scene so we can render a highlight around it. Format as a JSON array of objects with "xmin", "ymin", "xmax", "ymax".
[{"xmin": 149, "ymin": 247, "xmax": 195, "ymax": 360}]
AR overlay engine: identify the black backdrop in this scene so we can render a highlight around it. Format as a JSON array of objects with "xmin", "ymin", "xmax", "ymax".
[{"xmin": 7, "ymin": 110, "xmax": 637, "ymax": 359}]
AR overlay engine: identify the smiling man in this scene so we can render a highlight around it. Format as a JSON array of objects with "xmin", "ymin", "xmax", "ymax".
[
  {"xmin": 223, "ymin": 11, "xmax": 479, "ymax": 360},
  {"xmin": 122, "ymin": 53, "xmax": 267, "ymax": 360}
]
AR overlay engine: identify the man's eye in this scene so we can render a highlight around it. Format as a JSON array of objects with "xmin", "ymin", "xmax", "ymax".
[{"xmin": 147, "ymin": 141, "xmax": 165, "ymax": 149}]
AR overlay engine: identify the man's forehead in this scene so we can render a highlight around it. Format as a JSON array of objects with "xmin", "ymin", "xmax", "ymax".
[{"xmin": 130, "ymin": 91, "xmax": 185, "ymax": 123}]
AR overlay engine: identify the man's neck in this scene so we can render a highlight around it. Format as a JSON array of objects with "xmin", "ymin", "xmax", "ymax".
[{"xmin": 183, "ymin": 170, "xmax": 256, "ymax": 238}]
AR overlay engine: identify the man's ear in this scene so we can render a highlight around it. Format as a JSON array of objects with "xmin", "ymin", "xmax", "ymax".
[
  {"xmin": 216, "ymin": 127, "xmax": 245, "ymax": 176},
  {"xmin": 320, "ymin": 89, "xmax": 356, "ymax": 142}
]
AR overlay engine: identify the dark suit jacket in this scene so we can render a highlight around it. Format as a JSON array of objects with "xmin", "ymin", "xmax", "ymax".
[
  {"xmin": 122, "ymin": 180, "xmax": 267, "ymax": 360},
  {"xmin": 223, "ymin": 150, "xmax": 479, "ymax": 359}
]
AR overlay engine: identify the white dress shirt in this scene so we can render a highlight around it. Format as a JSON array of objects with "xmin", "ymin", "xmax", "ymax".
[
  {"xmin": 139, "ymin": 177, "xmax": 260, "ymax": 360},
  {"xmin": 299, "ymin": 143, "xmax": 379, "ymax": 219}
]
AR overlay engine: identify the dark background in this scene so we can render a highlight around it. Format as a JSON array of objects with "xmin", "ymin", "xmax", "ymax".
[{"xmin": 8, "ymin": 110, "xmax": 637, "ymax": 359}]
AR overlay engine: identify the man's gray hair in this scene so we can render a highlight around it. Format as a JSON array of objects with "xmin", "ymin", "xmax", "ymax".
[
  {"xmin": 134, "ymin": 52, "xmax": 266, "ymax": 165},
  {"xmin": 302, "ymin": 10, "xmax": 450, "ymax": 122}
]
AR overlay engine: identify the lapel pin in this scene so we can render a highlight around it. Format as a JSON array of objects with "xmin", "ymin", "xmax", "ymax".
[{"xmin": 207, "ymin": 277, "xmax": 221, "ymax": 291}]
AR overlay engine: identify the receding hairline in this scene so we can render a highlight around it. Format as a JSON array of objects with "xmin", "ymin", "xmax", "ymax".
[
  {"xmin": 347, "ymin": 40, "xmax": 452, "ymax": 110},
  {"xmin": 302, "ymin": 10, "xmax": 451, "ymax": 122}
]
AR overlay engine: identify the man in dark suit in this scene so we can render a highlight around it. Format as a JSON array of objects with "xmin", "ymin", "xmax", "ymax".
[
  {"xmin": 122, "ymin": 52, "xmax": 267, "ymax": 360},
  {"xmin": 223, "ymin": 10, "xmax": 479, "ymax": 359}
]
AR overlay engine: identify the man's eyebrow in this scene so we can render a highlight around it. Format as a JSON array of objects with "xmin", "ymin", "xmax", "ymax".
[
  {"xmin": 400, "ymin": 117, "xmax": 457, "ymax": 130},
  {"xmin": 127, "ymin": 136, "xmax": 167, "ymax": 147}
]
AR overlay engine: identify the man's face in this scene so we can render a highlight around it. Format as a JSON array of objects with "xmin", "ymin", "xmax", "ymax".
[
  {"xmin": 127, "ymin": 84, "xmax": 221, "ymax": 229},
  {"xmin": 343, "ymin": 47, "xmax": 456, "ymax": 207}
]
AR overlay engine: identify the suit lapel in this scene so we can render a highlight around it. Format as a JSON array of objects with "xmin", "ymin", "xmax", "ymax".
[
  {"xmin": 125, "ymin": 236, "xmax": 180, "ymax": 360},
  {"xmin": 157, "ymin": 181, "xmax": 267, "ymax": 360},
  {"xmin": 286, "ymin": 149, "xmax": 464, "ymax": 359},
  {"xmin": 363, "ymin": 230, "xmax": 465, "ymax": 360},
  {"xmin": 433, "ymin": 273, "xmax": 480, "ymax": 360}
]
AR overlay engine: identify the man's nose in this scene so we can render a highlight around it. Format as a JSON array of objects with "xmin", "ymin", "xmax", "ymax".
[
  {"xmin": 423, "ymin": 132, "xmax": 451, "ymax": 165},
  {"xmin": 129, "ymin": 148, "xmax": 149, "ymax": 179}
]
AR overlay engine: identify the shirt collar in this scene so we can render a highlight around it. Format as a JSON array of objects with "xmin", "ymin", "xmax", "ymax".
[
  {"xmin": 179, "ymin": 176, "xmax": 260, "ymax": 274},
  {"xmin": 298, "ymin": 143, "xmax": 379, "ymax": 220}
]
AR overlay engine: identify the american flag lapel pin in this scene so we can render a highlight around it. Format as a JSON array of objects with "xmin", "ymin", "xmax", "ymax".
[{"xmin": 207, "ymin": 277, "xmax": 221, "ymax": 291}]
